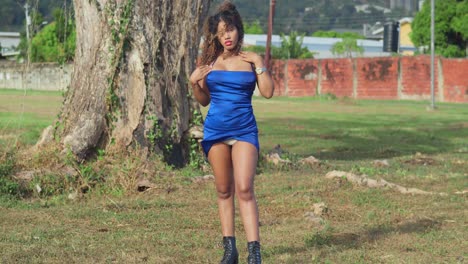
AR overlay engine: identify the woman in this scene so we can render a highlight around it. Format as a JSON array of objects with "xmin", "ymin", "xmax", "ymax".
[{"xmin": 189, "ymin": 1, "xmax": 274, "ymax": 263}]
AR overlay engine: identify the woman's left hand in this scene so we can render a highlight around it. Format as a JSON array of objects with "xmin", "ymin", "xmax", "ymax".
[{"xmin": 239, "ymin": 51, "xmax": 264, "ymax": 68}]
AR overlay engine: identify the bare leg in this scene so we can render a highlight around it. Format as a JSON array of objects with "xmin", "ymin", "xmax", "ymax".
[
  {"xmin": 231, "ymin": 141, "xmax": 260, "ymax": 242},
  {"xmin": 208, "ymin": 143, "xmax": 235, "ymax": 237}
]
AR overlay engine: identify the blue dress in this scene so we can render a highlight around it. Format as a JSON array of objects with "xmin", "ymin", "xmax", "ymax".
[{"xmin": 201, "ymin": 70, "xmax": 259, "ymax": 156}]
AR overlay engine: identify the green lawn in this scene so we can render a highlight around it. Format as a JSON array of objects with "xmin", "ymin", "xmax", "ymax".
[
  {"xmin": 0, "ymin": 89, "xmax": 467, "ymax": 263},
  {"xmin": 0, "ymin": 89, "xmax": 63, "ymax": 146}
]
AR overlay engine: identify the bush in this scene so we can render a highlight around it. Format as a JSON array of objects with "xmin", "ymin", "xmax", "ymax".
[{"xmin": 0, "ymin": 150, "xmax": 20, "ymax": 197}]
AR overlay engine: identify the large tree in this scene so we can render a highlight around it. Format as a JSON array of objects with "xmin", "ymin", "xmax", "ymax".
[
  {"xmin": 49, "ymin": 0, "xmax": 210, "ymax": 166},
  {"xmin": 411, "ymin": 0, "xmax": 468, "ymax": 58}
]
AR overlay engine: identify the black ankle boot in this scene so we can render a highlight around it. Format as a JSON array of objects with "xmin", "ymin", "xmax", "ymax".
[
  {"xmin": 220, "ymin": 236, "xmax": 238, "ymax": 264},
  {"xmin": 247, "ymin": 241, "xmax": 261, "ymax": 264}
]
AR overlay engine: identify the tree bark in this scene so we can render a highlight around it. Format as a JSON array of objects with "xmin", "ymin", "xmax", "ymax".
[{"xmin": 56, "ymin": 0, "xmax": 210, "ymax": 166}]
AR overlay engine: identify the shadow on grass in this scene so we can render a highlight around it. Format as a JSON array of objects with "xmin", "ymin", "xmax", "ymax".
[
  {"xmin": 266, "ymin": 218, "xmax": 441, "ymax": 258},
  {"xmin": 259, "ymin": 117, "xmax": 466, "ymax": 161},
  {"xmin": 307, "ymin": 217, "xmax": 441, "ymax": 249}
]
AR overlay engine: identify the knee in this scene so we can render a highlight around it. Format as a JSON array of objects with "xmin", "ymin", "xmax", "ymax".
[
  {"xmin": 236, "ymin": 185, "xmax": 254, "ymax": 201},
  {"xmin": 216, "ymin": 187, "xmax": 234, "ymax": 200}
]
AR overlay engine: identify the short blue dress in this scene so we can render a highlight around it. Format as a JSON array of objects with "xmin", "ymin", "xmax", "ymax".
[{"xmin": 201, "ymin": 70, "xmax": 259, "ymax": 156}]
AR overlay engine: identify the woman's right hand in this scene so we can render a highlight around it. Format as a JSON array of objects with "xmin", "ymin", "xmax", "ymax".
[{"xmin": 189, "ymin": 65, "xmax": 212, "ymax": 86}]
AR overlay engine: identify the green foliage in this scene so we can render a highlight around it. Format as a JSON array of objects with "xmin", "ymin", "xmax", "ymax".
[
  {"xmin": 30, "ymin": 22, "xmax": 73, "ymax": 63},
  {"xmin": 244, "ymin": 43, "xmax": 316, "ymax": 60},
  {"xmin": 16, "ymin": 9, "xmax": 46, "ymax": 60},
  {"xmin": 244, "ymin": 20, "xmax": 264, "ymax": 34},
  {"xmin": 30, "ymin": 173, "xmax": 73, "ymax": 197},
  {"xmin": 28, "ymin": 8, "xmax": 76, "ymax": 63},
  {"xmin": 146, "ymin": 115, "xmax": 162, "ymax": 146},
  {"xmin": 188, "ymin": 109, "xmax": 206, "ymax": 170},
  {"xmin": 313, "ymin": 30, "xmax": 364, "ymax": 39},
  {"xmin": 451, "ymin": 1, "xmax": 468, "ymax": 39},
  {"xmin": 411, "ymin": 0, "xmax": 467, "ymax": 58},
  {"xmin": 276, "ymin": 31, "xmax": 314, "ymax": 59},
  {"xmin": 331, "ymin": 37, "xmax": 364, "ymax": 58},
  {"xmin": 0, "ymin": 150, "xmax": 19, "ymax": 197},
  {"xmin": 243, "ymin": 45, "xmax": 266, "ymax": 55}
]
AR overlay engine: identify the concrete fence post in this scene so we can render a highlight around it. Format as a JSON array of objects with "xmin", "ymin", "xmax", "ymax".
[
  {"xmin": 316, "ymin": 59, "xmax": 322, "ymax": 96},
  {"xmin": 284, "ymin": 59, "xmax": 289, "ymax": 96},
  {"xmin": 397, "ymin": 56, "xmax": 402, "ymax": 99},
  {"xmin": 352, "ymin": 58, "xmax": 357, "ymax": 99},
  {"xmin": 438, "ymin": 57, "xmax": 444, "ymax": 102}
]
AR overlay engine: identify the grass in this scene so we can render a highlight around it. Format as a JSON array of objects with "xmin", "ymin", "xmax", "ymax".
[
  {"xmin": 0, "ymin": 89, "xmax": 63, "ymax": 146},
  {"xmin": 0, "ymin": 88, "xmax": 467, "ymax": 263}
]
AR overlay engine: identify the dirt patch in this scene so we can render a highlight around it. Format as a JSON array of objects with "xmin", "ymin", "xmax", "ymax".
[
  {"xmin": 404, "ymin": 156, "xmax": 437, "ymax": 166},
  {"xmin": 0, "ymin": 134, "xmax": 17, "ymax": 139},
  {"xmin": 318, "ymin": 134, "xmax": 338, "ymax": 140},
  {"xmin": 448, "ymin": 122, "xmax": 468, "ymax": 130}
]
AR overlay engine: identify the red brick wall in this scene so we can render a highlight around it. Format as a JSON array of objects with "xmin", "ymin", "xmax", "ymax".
[
  {"xmin": 355, "ymin": 57, "xmax": 399, "ymax": 99},
  {"xmin": 270, "ymin": 56, "xmax": 468, "ymax": 103},
  {"xmin": 285, "ymin": 59, "xmax": 318, "ymax": 97},
  {"xmin": 270, "ymin": 60, "xmax": 286, "ymax": 96},
  {"xmin": 441, "ymin": 58, "xmax": 468, "ymax": 103},
  {"xmin": 400, "ymin": 56, "xmax": 437, "ymax": 100},
  {"xmin": 320, "ymin": 58, "xmax": 354, "ymax": 97}
]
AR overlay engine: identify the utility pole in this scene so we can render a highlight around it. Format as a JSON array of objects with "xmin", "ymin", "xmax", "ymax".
[
  {"xmin": 430, "ymin": 0, "xmax": 436, "ymax": 109},
  {"xmin": 265, "ymin": 0, "xmax": 276, "ymax": 69},
  {"xmin": 24, "ymin": 3, "xmax": 31, "ymax": 64}
]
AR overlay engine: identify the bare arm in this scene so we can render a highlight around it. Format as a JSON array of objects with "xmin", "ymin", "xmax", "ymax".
[
  {"xmin": 189, "ymin": 65, "xmax": 211, "ymax": 106},
  {"xmin": 240, "ymin": 52, "xmax": 274, "ymax": 99}
]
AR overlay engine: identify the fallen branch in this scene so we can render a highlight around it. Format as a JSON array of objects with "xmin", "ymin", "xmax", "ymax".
[{"xmin": 325, "ymin": 170, "xmax": 449, "ymax": 196}]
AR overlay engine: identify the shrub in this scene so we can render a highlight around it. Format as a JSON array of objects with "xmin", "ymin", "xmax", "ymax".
[{"xmin": 0, "ymin": 150, "xmax": 20, "ymax": 197}]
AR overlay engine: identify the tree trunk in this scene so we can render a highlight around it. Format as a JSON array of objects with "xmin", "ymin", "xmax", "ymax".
[{"xmin": 56, "ymin": 0, "xmax": 210, "ymax": 166}]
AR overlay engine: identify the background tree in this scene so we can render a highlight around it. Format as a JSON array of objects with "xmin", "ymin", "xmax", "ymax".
[
  {"xmin": 411, "ymin": 0, "xmax": 467, "ymax": 58},
  {"xmin": 46, "ymin": 0, "xmax": 210, "ymax": 167},
  {"xmin": 30, "ymin": 8, "xmax": 76, "ymax": 63},
  {"xmin": 449, "ymin": 0, "xmax": 468, "ymax": 56},
  {"xmin": 243, "ymin": 31, "xmax": 315, "ymax": 59},
  {"xmin": 16, "ymin": 8, "xmax": 47, "ymax": 61},
  {"xmin": 331, "ymin": 38, "xmax": 364, "ymax": 58},
  {"xmin": 244, "ymin": 20, "xmax": 264, "ymax": 34},
  {"xmin": 276, "ymin": 31, "xmax": 314, "ymax": 59},
  {"xmin": 312, "ymin": 30, "xmax": 364, "ymax": 39}
]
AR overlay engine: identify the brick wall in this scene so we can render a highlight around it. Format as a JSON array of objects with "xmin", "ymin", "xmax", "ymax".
[
  {"xmin": 2, "ymin": 57, "xmax": 466, "ymax": 103},
  {"xmin": 270, "ymin": 60, "xmax": 286, "ymax": 96},
  {"xmin": 400, "ymin": 56, "xmax": 436, "ymax": 100},
  {"xmin": 441, "ymin": 58, "xmax": 468, "ymax": 103},
  {"xmin": 271, "ymin": 55, "xmax": 468, "ymax": 103},
  {"xmin": 285, "ymin": 59, "xmax": 318, "ymax": 97},
  {"xmin": 320, "ymin": 58, "xmax": 354, "ymax": 98},
  {"xmin": 356, "ymin": 57, "xmax": 399, "ymax": 99}
]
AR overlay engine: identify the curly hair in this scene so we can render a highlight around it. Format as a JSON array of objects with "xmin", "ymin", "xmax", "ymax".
[{"xmin": 199, "ymin": 1, "xmax": 244, "ymax": 66}]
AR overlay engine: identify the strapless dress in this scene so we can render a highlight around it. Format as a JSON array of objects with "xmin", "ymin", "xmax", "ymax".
[{"xmin": 201, "ymin": 70, "xmax": 259, "ymax": 156}]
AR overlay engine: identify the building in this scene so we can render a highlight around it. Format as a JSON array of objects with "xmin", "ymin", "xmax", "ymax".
[
  {"xmin": 0, "ymin": 32, "xmax": 21, "ymax": 60},
  {"xmin": 398, "ymin": 18, "xmax": 415, "ymax": 55},
  {"xmin": 365, "ymin": 18, "xmax": 416, "ymax": 55},
  {"xmin": 390, "ymin": 0, "xmax": 419, "ymax": 13},
  {"xmin": 355, "ymin": 4, "xmax": 392, "ymax": 14}
]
